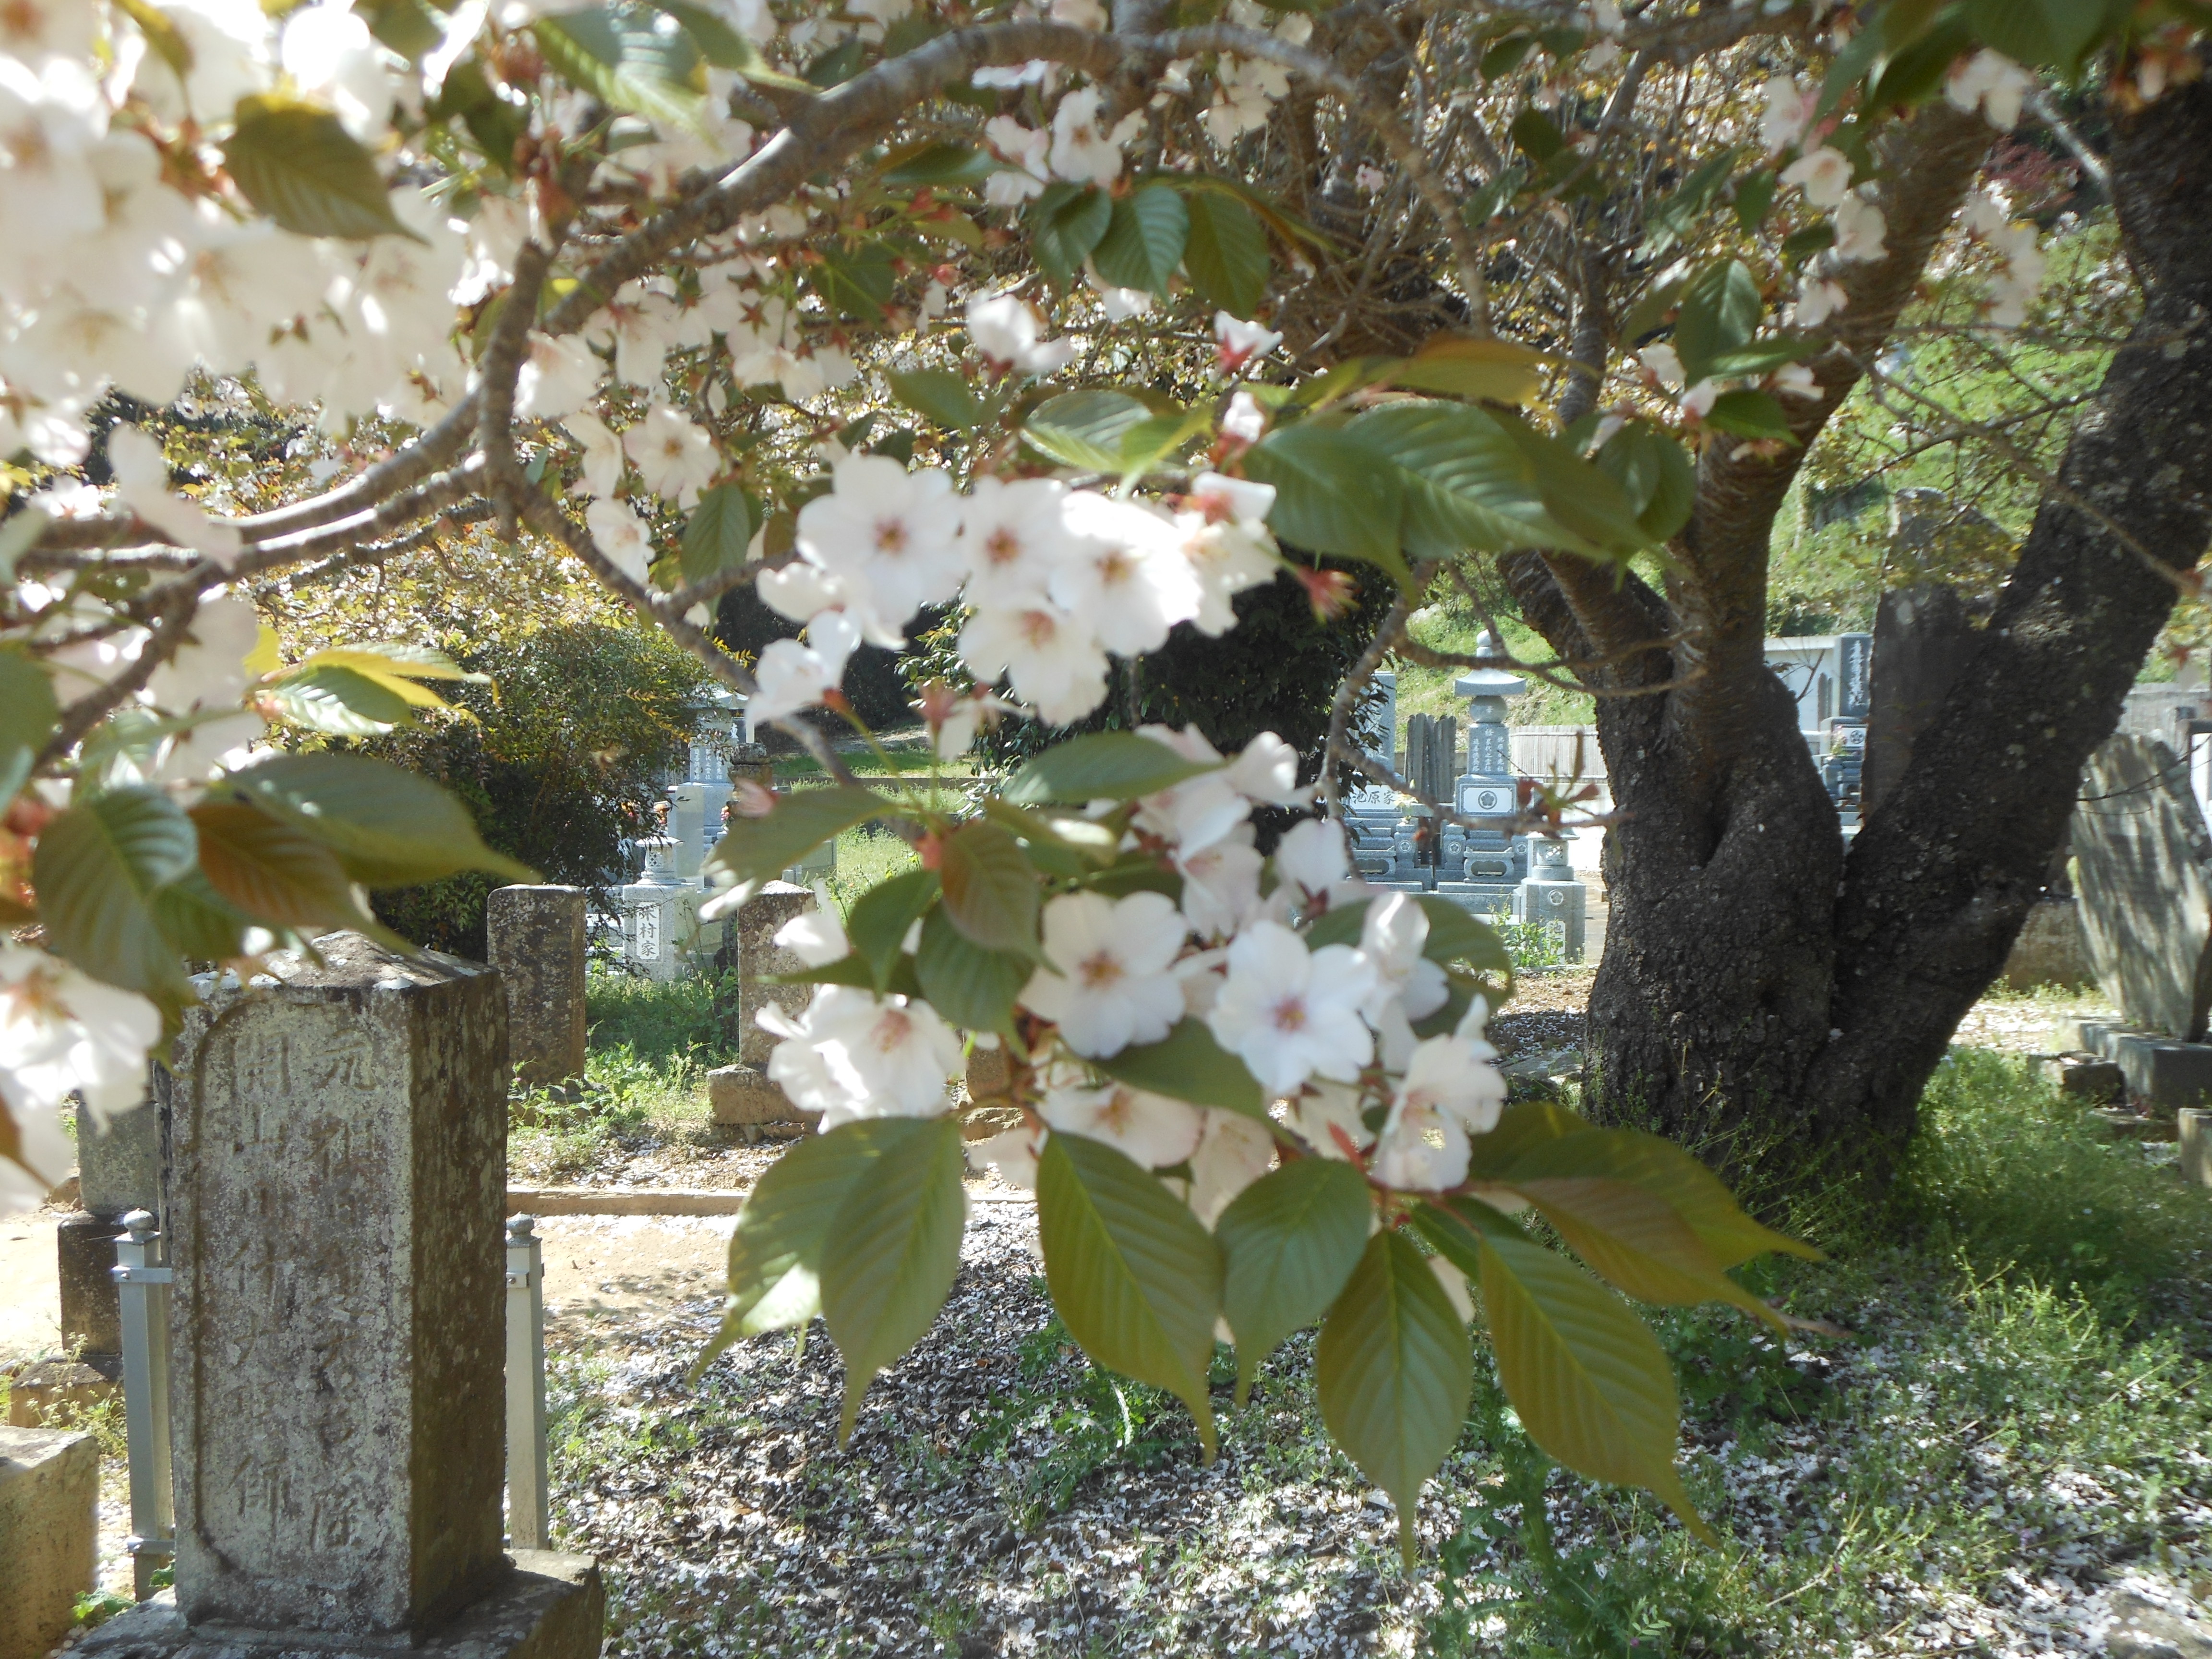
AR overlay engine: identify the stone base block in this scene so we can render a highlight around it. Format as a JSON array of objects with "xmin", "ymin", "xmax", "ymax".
[
  {"xmin": 4, "ymin": 1358, "xmax": 118, "ymax": 1428},
  {"xmin": 2182, "ymin": 1110, "xmax": 2210, "ymax": 1189},
  {"xmin": 2052, "ymin": 1025, "xmax": 2212, "ymax": 1110},
  {"xmin": 2002, "ymin": 899, "xmax": 2094, "ymax": 992},
  {"xmin": 2044, "ymin": 1058, "xmax": 2124, "ymax": 1103},
  {"xmin": 2089, "ymin": 1107, "xmax": 2178, "ymax": 1142},
  {"xmin": 56, "ymin": 1209, "xmax": 122, "ymax": 1362},
  {"xmin": 709, "ymin": 1064, "xmax": 805, "ymax": 1133},
  {"xmin": 0, "ymin": 1424, "xmax": 98, "ymax": 1659},
  {"xmin": 75, "ymin": 1552, "xmax": 603, "ymax": 1659}
]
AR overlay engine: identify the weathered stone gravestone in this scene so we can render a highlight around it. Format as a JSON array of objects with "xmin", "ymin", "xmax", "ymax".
[
  {"xmin": 1864, "ymin": 577, "xmax": 1975, "ymax": 817},
  {"xmin": 0, "ymin": 1423, "xmax": 97, "ymax": 1659},
  {"xmin": 55, "ymin": 1084, "xmax": 163, "ymax": 1375},
  {"xmin": 81, "ymin": 932, "xmax": 601, "ymax": 1659},
  {"xmin": 2071, "ymin": 734, "xmax": 2212, "ymax": 1041},
  {"xmin": 709, "ymin": 882, "xmax": 816, "ymax": 1136},
  {"xmin": 486, "ymin": 885, "xmax": 588, "ymax": 1089}
]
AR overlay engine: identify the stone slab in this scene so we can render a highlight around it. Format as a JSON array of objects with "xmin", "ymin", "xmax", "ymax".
[
  {"xmin": 708, "ymin": 1063, "xmax": 804, "ymax": 1131},
  {"xmin": 170, "ymin": 934, "xmax": 508, "ymax": 1639},
  {"xmin": 2182, "ymin": 1109, "xmax": 2210, "ymax": 1189},
  {"xmin": 57, "ymin": 1207, "xmax": 122, "ymax": 1359},
  {"xmin": 2043, "ymin": 1059, "xmax": 2124, "ymax": 1102},
  {"xmin": 0, "ymin": 1423, "xmax": 98, "ymax": 1659},
  {"xmin": 76, "ymin": 1094, "xmax": 162, "ymax": 1221},
  {"xmin": 2106, "ymin": 1033, "xmax": 2212, "ymax": 1110},
  {"xmin": 505, "ymin": 1187, "xmax": 752, "ymax": 1216},
  {"xmin": 2001, "ymin": 899, "xmax": 2095, "ymax": 992},
  {"xmin": 3, "ymin": 1358, "xmax": 117, "ymax": 1428},
  {"xmin": 487, "ymin": 887, "xmax": 588, "ymax": 1090},
  {"xmin": 73, "ymin": 1551, "xmax": 603, "ymax": 1659},
  {"xmin": 735, "ymin": 883, "xmax": 816, "ymax": 1068},
  {"xmin": 2071, "ymin": 733, "xmax": 2212, "ymax": 1038}
]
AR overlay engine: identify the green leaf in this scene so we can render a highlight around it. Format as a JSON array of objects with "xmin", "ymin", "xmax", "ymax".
[
  {"xmin": 678, "ymin": 483, "xmax": 758, "ymax": 584},
  {"xmin": 1506, "ymin": 1129, "xmax": 1821, "ymax": 1268},
  {"xmin": 263, "ymin": 663, "xmax": 418, "ymax": 736},
  {"xmin": 803, "ymin": 35, "xmax": 863, "ymax": 86},
  {"xmin": 1477, "ymin": 1228, "xmax": 1714, "ymax": 1542},
  {"xmin": 1964, "ymin": 0, "xmax": 2106, "ymax": 68},
  {"xmin": 703, "ymin": 783, "xmax": 889, "ymax": 888},
  {"xmin": 1490, "ymin": 415, "xmax": 1658, "ymax": 561},
  {"xmin": 1027, "ymin": 183, "xmax": 1113, "ymax": 286},
  {"xmin": 1092, "ymin": 1018, "xmax": 1266, "ymax": 1119},
  {"xmin": 222, "ymin": 95, "xmax": 415, "ymax": 241},
  {"xmin": 533, "ymin": 5, "xmax": 706, "ymax": 134},
  {"xmin": 1671, "ymin": 261, "xmax": 1764, "ymax": 382},
  {"xmin": 1092, "ymin": 184, "xmax": 1189, "ymax": 294},
  {"xmin": 1180, "ymin": 189, "xmax": 1269, "ymax": 316},
  {"xmin": 1461, "ymin": 1100, "xmax": 1591, "ymax": 1182},
  {"xmin": 820, "ymin": 1115, "xmax": 967, "ymax": 1439},
  {"xmin": 1022, "ymin": 390, "xmax": 1152, "ymax": 472},
  {"xmin": 886, "ymin": 367, "xmax": 986, "ymax": 432},
  {"xmin": 148, "ymin": 867, "xmax": 253, "ymax": 965},
  {"xmin": 33, "ymin": 787, "xmax": 199, "ymax": 1000},
  {"xmin": 644, "ymin": 0, "xmax": 811, "ymax": 88},
  {"xmin": 914, "ymin": 906, "xmax": 1028, "ymax": 1035},
  {"xmin": 1036, "ymin": 1132, "xmax": 1223, "ymax": 1455},
  {"xmin": 1001, "ymin": 731, "xmax": 1220, "ymax": 805},
  {"xmin": 697, "ymin": 1118, "xmax": 931, "ymax": 1374},
  {"xmin": 937, "ymin": 821, "xmax": 1039, "ymax": 955},
  {"xmin": 879, "ymin": 140, "xmax": 1000, "ymax": 188},
  {"xmin": 1595, "ymin": 422, "xmax": 1697, "ymax": 543},
  {"xmin": 1218, "ymin": 1159, "xmax": 1372, "ymax": 1401},
  {"xmin": 1346, "ymin": 403, "xmax": 1581, "ymax": 562},
  {"xmin": 845, "ymin": 867, "xmax": 939, "ymax": 993},
  {"xmin": 1114, "ymin": 408, "xmax": 1210, "ymax": 481},
  {"xmin": 1415, "ymin": 896, "xmax": 1514, "ymax": 977},
  {"xmin": 1316, "ymin": 1229, "xmax": 1473, "ymax": 1559},
  {"xmin": 188, "ymin": 802, "xmax": 371, "ymax": 932},
  {"xmin": 0, "ymin": 645, "xmax": 59, "ymax": 806},
  {"xmin": 1508, "ymin": 1176, "xmax": 1784, "ymax": 1329},
  {"xmin": 1389, "ymin": 337, "xmax": 1548, "ymax": 405},
  {"xmin": 217, "ymin": 753, "xmax": 535, "ymax": 889},
  {"xmin": 1640, "ymin": 147, "xmax": 1740, "ymax": 257},
  {"xmin": 1509, "ymin": 108, "xmax": 1566, "ymax": 162},
  {"xmin": 1733, "ymin": 169, "xmax": 1776, "ymax": 233},
  {"xmin": 812, "ymin": 240, "xmax": 896, "ymax": 321},
  {"xmin": 1461, "ymin": 162, "xmax": 1528, "ymax": 227},
  {"xmin": 1244, "ymin": 421, "xmax": 1409, "ymax": 583},
  {"xmin": 1701, "ymin": 389, "xmax": 1797, "ymax": 444}
]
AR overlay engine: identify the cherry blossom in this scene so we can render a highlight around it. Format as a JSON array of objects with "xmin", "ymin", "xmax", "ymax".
[
  {"xmin": 1780, "ymin": 144, "xmax": 1853, "ymax": 209},
  {"xmin": 964, "ymin": 291, "xmax": 1080, "ymax": 375},
  {"xmin": 1047, "ymin": 88, "xmax": 1142, "ymax": 187},
  {"xmin": 1833, "ymin": 195, "xmax": 1888, "ymax": 262},
  {"xmin": 1177, "ymin": 829, "xmax": 1263, "ymax": 938},
  {"xmin": 624, "ymin": 404, "xmax": 719, "ymax": 505},
  {"xmin": 1220, "ymin": 390, "xmax": 1268, "ymax": 445},
  {"xmin": 1038, "ymin": 1079, "xmax": 1202, "ymax": 1168},
  {"xmin": 795, "ymin": 455, "xmax": 965, "ymax": 642},
  {"xmin": 958, "ymin": 475, "xmax": 1077, "ymax": 607},
  {"xmin": 1271, "ymin": 817, "xmax": 1352, "ymax": 908},
  {"xmin": 108, "ymin": 425, "xmax": 242, "ymax": 565},
  {"xmin": 958, "ymin": 602, "xmax": 1110, "ymax": 724},
  {"xmin": 1792, "ymin": 274, "xmax": 1849, "ymax": 327},
  {"xmin": 1760, "ymin": 74, "xmax": 1817, "ymax": 154},
  {"xmin": 982, "ymin": 116, "xmax": 1050, "ymax": 205},
  {"xmin": 1214, "ymin": 313, "xmax": 1283, "ymax": 371},
  {"xmin": 1051, "ymin": 492, "xmax": 1201, "ymax": 656},
  {"xmin": 1183, "ymin": 1108, "xmax": 1275, "ymax": 1227},
  {"xmin": 514, "ymin": 334, "xmax": 605, "ymax": 421},
  {"xmin": 1021, "ymin": 890, "xmax": 1189, "ymax": 1058},
  {"xmin": 584, "ymin": 498, "xmax": 654, "ymax": 586},
  {"xmin": 1206, "ymin": 919, "xmax": 1376, "ymax": 1095},
  {"xmin": 759, "ymin": 984, "xmax": 964, "ymax": 1129},
  {"xmin": 749, "ymin": 609, "xmax": 862, "ymax": 723},
  {"xmin": 0, "ymin": 942, "xmax": 161, "ymax": 1130},
  {"xmin": 1945, "ymin": 49, "xmax": 2032, "ymax": 131}
]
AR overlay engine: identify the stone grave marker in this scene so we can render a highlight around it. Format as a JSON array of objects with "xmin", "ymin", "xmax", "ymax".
[
  {"xmin": 2071, "ymin": 734, "xmax": 2212, "ymax": 1041},
  {"xmin": 55, "ymin": 1082, "xmax": 163, "ymax": 1375},
  {"xmin": 0, "ymin": 1424, "xmax": 97, "ymax": 1659},
  {"xmin": 709, "ymin": 882, "xmax": 816, "ymax": 1135},
  {"xmin": 486, "ymin": 885, "xmax": 588, "ymax": 1089},
  {"xmin": 82, "ymin": 931, "xmax": 601, "ymax": 1659}
]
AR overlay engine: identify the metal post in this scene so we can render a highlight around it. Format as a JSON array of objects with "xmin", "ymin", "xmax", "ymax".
[
  {"xmin": 112, "ymin": 1209, "xmax": 173, "ymax": 1600},
  {"xmin": 505, "ymin": 1214, "xmax": 550, "ymax": 1551}
]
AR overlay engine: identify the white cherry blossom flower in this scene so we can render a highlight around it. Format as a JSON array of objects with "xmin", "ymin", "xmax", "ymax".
[
  {"xmin": 563, "ymin": 410, "xmax": 627, "ymax": 497},
  {"xmin": 1779, "ymin": 144, "xmax": 1852, "ymax": 209},
  {"xmin": 1681, "ymin": 379, "xmax": 1721, "ymax": 420},
  {"xmin": 147, "ymin": 594, "xmax": 260, "ymax": 717},
  {"xmin": 1130, "ymin": 723, "xmax": 1247, "ymax": 855},
  {"xmin": 1184, "ymin": 1108, "xmax": 1275, "ymax": 1227},
  {"xmin": 982, "ymin": 115, "xmax": 1050, "ymax": 205},
  {"xmin": 1272, "ymin": 817, "xmax": 1351, "ymax": 905},
  {"xmin": 0, "ymin": 942, "xmax": 160, "ymax": 1128},
  {"xmin": 795, "ymin": 454, "xmax": 964, "ymax": 640},
  {"xmin": 281, "ymin": 1, "xmax": 396, "ymax": 141},
  {"xmin": 514, "ymin": 334, "xmax": 603, "ymax": 421},
  {"xmin": 964, "ymin": 291, "xmax": 1079, "ymax": 375},
  {"xmin": 1206, "ymin": 919, "xmax": 1375, "ymax": 1095},
  {"xmin": 1203, "ymin": 55, "xmax": 1289, "ymax": 145},
  {"xmin": 1760, "ymin": 74, "xmax": 1817, "ymax": 153},
  {"xmin": 1833, "ymin": 194, "xmax": 1887, "ymax": 262},
  {"xmin": 1051, "ymin": 492, "xmax": 1201, "ymax": 656},
  {"xmin": 1945, "ymin": 48, "xmax": 2031, "ymax": 131},
  {"xmin": 1770, "ymin": 362, "xmax": 1820, "ymax": 401},
  {"xmin": 959, "ymin": 602, "xmax": 1110, "ymax": 724},
  {"xmin": 1175, "ymin": 473, "xmax": 1279, "ymax": 636},
  {"xmin": 1638, "ymin": 342, "xmax": 1685, "ymax": 389},
  {"xmin": 1084, "ymin": 271, "xmax": 1153, "ymax": 320},
  {"xmin": 756, "ymin": 561, "xmax": 850, "ymax": 626},
  {"xmin": 1177, "ymin": 828, "xmax": 1262, "ymax": 938},
  {"xmin": 750, "ymin": 609, "xmax": 861, "ymax": 723},
  {"xmin": 624, "ymin": 404, "xmax": 719, "ymax": 505},
  {"xmin": 584, "ymin": 498, "xmax": 654, "ymax": 585},
  {"xmin": 1039, "ymin": 1080, "xmax": 1202, "ymax": 1168},
  {"xmin": 1227, "ymin": 731, "xmax": 1305, "ymax": 806},
  {"xmin": 1221, "ymin": 390, "xmax": 1268, "ymax": 445},
  {"xmin": 1048, "ymin": 88, "xmax": 1142, "ymax": 187},
  {"xmin": 967, "ymin": 1122, "xmax": 1044, "ymax": 1188},
  {"xmin": 1021, "ymin": 890, "xmax": 1188, "ymax": 1058},
  {"xmin": 1358, "ymin": 892, "xmax": 1449, "ymax": 1027},
  {"xmin": 1214, "ymin": 313, "xmax": 1283, "ymax": 371},
  {"xmin": 1291, "ymin": 1080, "xmax": 1373, "ymax": 1161},
  {"xmin": 774, "ymin": 889, "xmax": 849, "ymax": 967},
  {"xmin": 758, "ymin": 984, "xmax": 962, "ymax": 1129},
  {"xmin": 1792, "ymin": 274, "xmax": 1848, "ymax": 328},
  {"xmin": 958, "ymin": 474, "xmax": 1077, "ymax": 607}
]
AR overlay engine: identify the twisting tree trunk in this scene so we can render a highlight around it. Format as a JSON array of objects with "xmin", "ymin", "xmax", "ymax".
[{"xmin": 1507, "ymin": 86, "xmax": 2212, "ymax": 1195}]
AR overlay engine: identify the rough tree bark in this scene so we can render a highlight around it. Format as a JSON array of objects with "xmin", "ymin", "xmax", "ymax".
[{"xmin": 1508, "ymin": 85, "xmax": 2212, "ymax": 1195}]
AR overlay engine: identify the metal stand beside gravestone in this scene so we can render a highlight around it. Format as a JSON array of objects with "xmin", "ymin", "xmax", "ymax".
[{"xmin": 79, "ymin": 932, "xmax": 601, "ymax": 1659}]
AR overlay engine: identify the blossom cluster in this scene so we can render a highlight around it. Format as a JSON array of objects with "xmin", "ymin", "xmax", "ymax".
[
  {"xmin": 749, "ymin": 455, "xmax": 1281, "ymax": 733},
  {"xmin": 757, "ymin": 726, "xmax": 1511, "ymax": 1228}
]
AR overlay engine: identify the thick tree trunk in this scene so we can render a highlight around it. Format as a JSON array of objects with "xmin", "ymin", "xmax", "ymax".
[{"xmin": 1540, "ymin": 84, "xmax": 2212, "ymax": 1196}]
